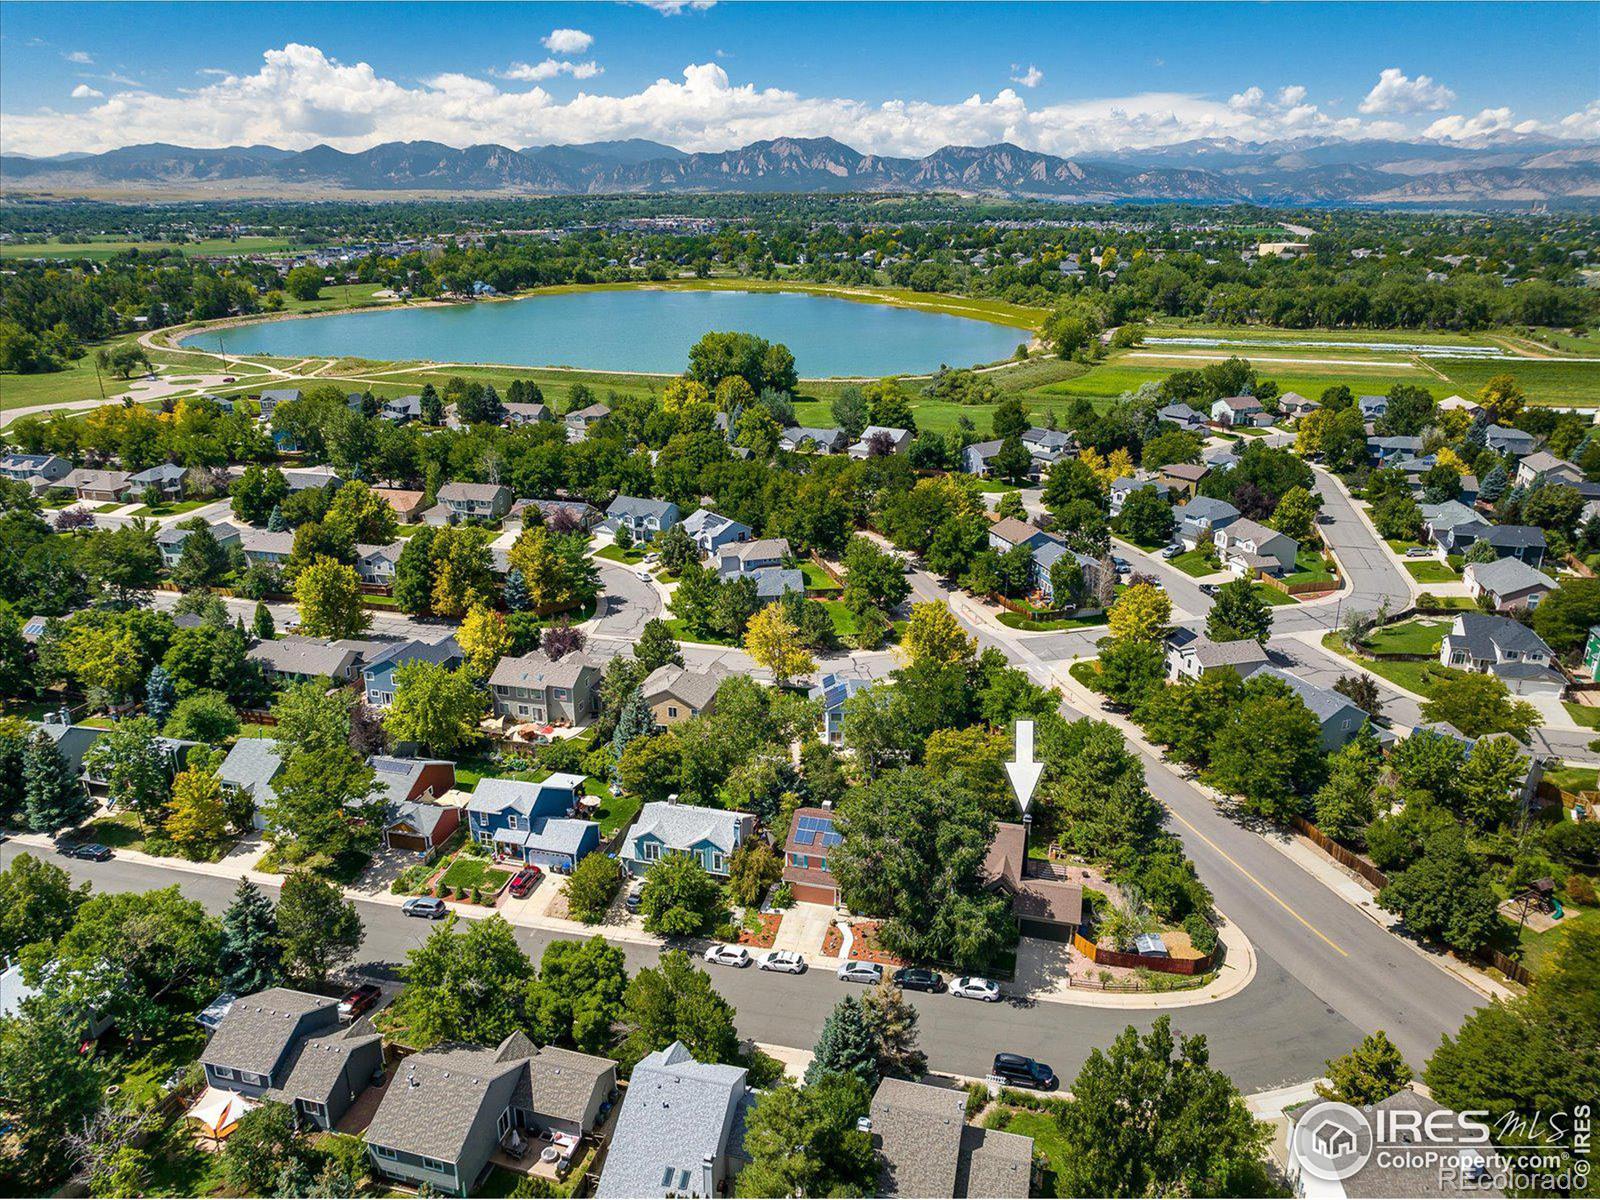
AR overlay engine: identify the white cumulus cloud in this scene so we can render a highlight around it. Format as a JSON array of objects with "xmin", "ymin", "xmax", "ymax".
[
  {"xmin": 71, "ymin": 84, "xmax": 104, "ymax": 99},
  {"xmin": 498, "ymin": 59, "xmax": 602, "ymax": 82},
  {"xmin": 1360, "ymin": 68, "xmax": 1456, "ymax": 115},
  {"xmin": 0, "ymin": 43, "xmax": 1580, "ymax": 160},
  {"xmin": 64, "ymin": 50, "xmax": 93, "ymax": 64},
  {"xmin": 1010, "ymin": 65, "xmax": 1044, "ymax": 89},
  {"xmin": 633, "ymin": 0, "xmax": 716, "ymax": 14},
  {"xmin": 542, "ymin": 28, "xmax": 594, "ymax": 55},
  {"xmin": 1423, "ymin": 107, "xmax": 1515, "ymax": 140}
]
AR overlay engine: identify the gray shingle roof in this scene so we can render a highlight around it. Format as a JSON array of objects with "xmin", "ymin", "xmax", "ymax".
[
  {"xmin": 1253, "ymin": 667, "xmax": 1367, "ymax": 728},
  {"xmin": 513, "ymin": 1046, "xmax": 616, "ymax": 1126},
  {"xmin": 958, "ymin": 1125, "xmax": 1035, "ymax": 1199},
  {"xmin": 628, "ymin": 801, "xmax": 751, "ymax": 856},
  {"xmin": 871, "ymin": 1078, "xmax": 965, "ymax": 1198},
  {"xmin": 1450, "ymin": 612, "xmax": 1554, "ymax": 658},
  {"xmin": 748, "ymin": 566, "xmax": 805, "ymax": 599},
  {"xmin": 488, "ymin": 648, "xmax": 599, "ymax": 691},
  {"xmin": 200, "ymin": 988, "xmax": 338, "ymax": 1079},
  {"xmin": 1183, "ymin": 635, "xmax": 1271, "ymax": 669},
  {"xmin": 218, "ymin": 737, "xmax": 284, "ymax": 803},
  {"xmin": 1466, "ymin": 557, "xmax": 1555, "ymax": 596},
  {"xmin": 607, "ymin": 495, "xmax": 677, "ymax": 521},
  {"xmin": 247, "ymin": 637, "xmax": 358, "ymax": 678},
  {"xmin": 366, "ymin": 1042, "xmax": 522, "ymax": 1163},
  {"xmin": 270, "ymin": 1023, "xmax": 382, "ymax": 1107},
  {"xmin": 642, "ymin": 663, "xmax": 728, "ymax": 712},
  {"xmin": 595, "ymin": 1042, "xmax": 748, "ymax": 1199},
  {"xmin": 437, "ymin": 481, "xmax": 509, "ymax": 504}
]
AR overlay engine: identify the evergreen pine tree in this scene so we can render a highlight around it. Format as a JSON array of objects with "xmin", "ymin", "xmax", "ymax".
[
  {"xmin": 1477, "ymin": 463, "xmax": 1508, "ymax": 505},
  {"xmin": 806, "ymin": 995, "xmax": 880, "ymax": 1088},
  {"xmin": 253, "ymin": 602, "xmax": 275, "ymax": 641},
  {"xmin": 503, "ymin": 568, "xmax": 529, "ymax": 613},
  {"xmin": 635, "ymin": 619, "xmax": 684, "ymax": 672},
  {"xmin": 145, "ymin": 665, "xmax": 176, "ymax": 724},
  {"xmin": 266, "ymin": 504, "xmax": 286, "ymax": 532},
  {"xmin": 22, "ymin": 731, "xmax": 91, "ymax": 833},
  {"xmin": 861, "ymin": 982, "xmax": 927, "ymax": 1081},
  {"xmin": 218, "ymin": 879, "xmax": 282, "ymax": 995},
  {"xmin": 610, "ymin": 687, "xmax": 654, "ymax": 780}
]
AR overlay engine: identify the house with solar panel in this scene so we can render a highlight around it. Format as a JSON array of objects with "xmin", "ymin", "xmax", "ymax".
[
  {"xmin": 809, "ymin": 673, "xmax": 871, "ymax": 747},
  {"xmin": 782, "ymin": 806, "xmax": 843, "ymax": 906}
]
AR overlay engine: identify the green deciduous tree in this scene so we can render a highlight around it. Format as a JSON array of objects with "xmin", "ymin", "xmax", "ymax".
[
  {"xmin": 81, "ymin": 716, "xmax": 173, "ymax": 831},
  {"xmin": 390, "ymin": 914, "xmax": 533, "ymax": 1049},
  {"xmin": 1378, "ymin": 824, "xmax": 1500, "ymax": 952},
  {"xmin": 0, "ymin": 852, "xmax": 86, "ymax": 961},
  {"xmin": 383, "ymin": 661, "xmax": 486, "ymax": 757},
  {"xmin": 1421, "ymin": 671, "xmax": 1540, "ymax": 741},
  {"xmin": 1205, "ymin": 673, "xmax": 1326, "ymax": 821},
  {"xmin": 1318, "ymin": 1030, "xmax": 1413, "ymax": 1106},
  {"xmin": 564, "ymin": 851, "xmax": 623, "ymax": 924},
  {"xmin": 293, "ymin": 556, "xmax": 369, "ymax": 640},
  {"xmin": 526, "ymin": 936, "xmax": 629, "ymax": 1055},
  {"xmin": 621, "ymin": 948, "xmax": 740, "ymax": 1066},
  {"xmin": 1206, "ymin": 578, "xmax": 1273, "ymax": 643},
  {"xmin": 275, "ymin": 870, "xmax": 363, "ymax": 988},
  {"xmin": 639, "ymin": 850, "xmax": 724, "ymax": 937},
  {"xmin": 1055, "ymin": 1017, "xmax": 1272, "ymax": 1198},
  {"xmin": 735, "ymin": 1073, "xmax": 875, "ymax": 1200}
]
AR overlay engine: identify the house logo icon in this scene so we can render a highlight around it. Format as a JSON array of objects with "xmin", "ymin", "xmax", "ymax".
[{"xmin": 1291, "ymin": 1101, "xmax": 1373, "ymax": 1183}]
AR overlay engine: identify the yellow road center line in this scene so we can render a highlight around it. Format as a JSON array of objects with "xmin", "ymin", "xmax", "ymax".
[{"xmin": 1163, "ymin": 805, "xmax": 1350, "ymax": 958}]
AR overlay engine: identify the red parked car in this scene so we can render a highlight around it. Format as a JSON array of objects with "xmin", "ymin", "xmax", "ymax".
[
  {"xmin": 509, "ymin": 867, "xmax": 543, "ymax": 898},
  {"xmin": 338, "ymin": 983, "xmax": 382, "ymax": 1020}
]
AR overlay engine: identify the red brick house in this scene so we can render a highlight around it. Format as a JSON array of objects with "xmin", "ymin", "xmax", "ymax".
[{"xmin": 782, "ymin": 806, "xmax": 842, "ymax": 906}]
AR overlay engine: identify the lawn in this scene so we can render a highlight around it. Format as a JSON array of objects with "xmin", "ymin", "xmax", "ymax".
[
  {"xmin": 981, "ymin": 1106, "xmax": 1072, "ymax": 1197},
  {"xmin": 1169, "ymin": 548, "xmax": 1221, "ymax": 577},
  {"xmin": 972, "ymin": 478, "xmax": 1023, "ymax": 493},
  {"xmin": 141, "ymin": 1109, "xmax": 233, "ymax": 1197},
  {"xmin": 1284, "ymin": 548, "xmax": 1335, "ymax": 585},
  {"xmin": 1406, "ymin": 559, "xmax": 1460, "ymax": 584},
  {"xmin": 1515, "ymin": 905, "xmax": 1600, "ymax": 978},
  {"xmin": 819, "ymin": 599, "xmax": 904, "ymax": 643},
  {"xmin": 1437, "ymin": 358, "xmax": 1600, "ymax": 408},
  {"xmin": 593, "ymin": 790, "xmax": 642, "ymax": 838},
  {"xmin": 997, "ymin": 610, "xmax": 1108, "ymax": 632},
  {"xmin": 1253, "ymin": 583, "xmax": 1299, "ymax": 606},
  {"xmin": 1323, "ymin": 633, "xmax": 1442, "ymax": 696},
  {"xmin": 1363, "ymin": 617, "xmax": 1449, "ymax": 657},
  {"xmin": 129, "ymin": 497, "xmax": 212, "ymax": 518},
  {"xmin": 1544, "ymin": 764, "xmax": 1599, "ymax": 793},
  {"xmin": 77, "ymin": 810, "xmax": 148, "ymax": 851},
  {"xmin": 662, "ymin": 618, "xmax": 740, "ymax": 646},
  {"xmin": 595, "ymin": 542, "xmax": 646, "ymax": 564},
  {"xmin": 800, "ymin": 561, "xmax": 842, "ymax": 592},
  {"xmin": 1561, "ymin": 703, "xmax": 1600, "ymax": 730},
  {"xmin": 437, "ymin": 856, "xmax": 513, "ymax": 895},
  {"xmin": 1068, "ymin": 660, "xmax": 1104, "ymax": 691}
]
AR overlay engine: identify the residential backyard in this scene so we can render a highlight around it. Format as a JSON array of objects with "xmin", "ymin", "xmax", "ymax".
[{"xmin": 1168, "ymin": 548, "xmax": 1220, "ymax": 578}]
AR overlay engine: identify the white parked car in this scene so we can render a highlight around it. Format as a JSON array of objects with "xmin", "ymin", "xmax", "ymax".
[
  {"xmin": 836, "ymin": 960, "xmax": 884, "ymax": 985},
  {"xmin": 636, "ymin": 568, "xmax": 654, "ymax": 582},
  {"xmin": 949, "ymin": 976, "xmax": 1003, "ymax": 1002},
  {"xmin": 1404, "ymin": 546, "xmax": 1433, "ymax": 558},
  {"xmin": 1159, "ymin": 544, "xmax": 1181, "ymax": 560},
  {"xmin": 759, "ymin": 951, "xmax": 807, "ymax": 974},
  {"xmin": 703, "ymin": 943, "xmax": 752, "ymax": 968}
]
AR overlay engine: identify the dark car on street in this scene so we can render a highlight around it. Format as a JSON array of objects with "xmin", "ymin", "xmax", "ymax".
[
  {"xmin": 992, "ymin": 1052, "xmax": 1057, "ymax": 1091},
  {"xmin": 61, "ymin": 843, "xmax": 112, "ymax": 862},
  {"xmin": 892, "ymin": 966, "xmax": 946, "ymax": 993},
  {"xmin": 509, "ymin": 867, "xmax": 542, "ymax": 898}
]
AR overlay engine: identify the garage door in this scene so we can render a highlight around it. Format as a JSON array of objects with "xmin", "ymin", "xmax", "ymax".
[
  {"xmin": 790, "ymin": 881, "xmax": 837, "ymax": 906},
  {"xmin": 388, "ymin": 831, "xmax": 428, "ymax": 853}
]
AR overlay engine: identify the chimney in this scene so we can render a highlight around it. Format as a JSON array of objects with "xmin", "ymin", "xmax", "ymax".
[
  {"xmin": 1021, "ymin": 812, "xmax": 1033, "ymax": 860},
  {"xmin": 701, "ymin": 1152, "xmax": 716, "ymax": 1198}
]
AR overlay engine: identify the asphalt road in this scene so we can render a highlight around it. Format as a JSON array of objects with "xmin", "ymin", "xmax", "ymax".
[{"xmin": 23, "ymin": 848, "xmax": 1365, "ymax": 1091}]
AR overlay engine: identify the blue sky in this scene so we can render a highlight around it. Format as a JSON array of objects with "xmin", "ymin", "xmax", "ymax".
[{"xmin": 2, "ymin": 2, "xmax": 1595, "ymax": 156}]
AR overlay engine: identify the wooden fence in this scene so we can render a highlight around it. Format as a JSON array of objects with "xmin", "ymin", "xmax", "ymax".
[
  {"xmin": 1071, "ymin": 930, "xmax": 1213, "ymax": 976},
  {"xmin": 1292, "ymin": 816, "xmax": 1390, "ymax": 890}
]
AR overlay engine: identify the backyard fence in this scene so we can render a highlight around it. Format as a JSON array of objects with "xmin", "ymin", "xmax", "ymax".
[
  {"xmin": 1291, "ymin": 816, "xmax": 1390, "ymax": 890},
  {"xmin": 1070, "ymin": 929, "xmax": 1213, "ymax": 976}
]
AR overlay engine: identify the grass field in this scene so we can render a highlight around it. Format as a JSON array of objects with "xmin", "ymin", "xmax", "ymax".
[
  {"xmin": 0, "ymin": 334, "xmax": 152, "ymax": 412},
  {"xmin": 1254, "ymin": 583, "xmax": 1299, "ymax": 606},
  {"xmin": 1516, "ymin": 905, "xmax": 1599, "ymax": 978},
  {"xmin": 1561, "ymin": 703, "xmax": 1600, "ymax": 730},
  {"xmin": 1434, "ymin": 357, "xmax": 1600, "ymax": 407},
  {"xmin": 1362, "ymin": 617, "xmax": 1449, "ymax": 657},
  {"xmin": 595, "ymin": 543, "xmax": 646, "ymax": 564},
  {"xmin": 997, "ymin": 610, "xmax": 1108, "ymax": 632},
  {"xmin": 1323, "ymin": 632, "xmax": 1440, "ymax": 696},
  {"xmin": 438, "ymin": 856, "xmax": 512, "ymax": 895},
  {"xmin": 1283, "ymin": 548, "xmax": 1334, "ymax": 586},
  {"xmin": 1407, "ymin": 559, "xmax": 1461, "ymax": 583},
  {"xmin": 0, "ymin": 235, "xmax": 300, "ymax": 260},
  {"xmin": 1169, "ymin": 548, "xmax": 1221, "ymax": 577}
]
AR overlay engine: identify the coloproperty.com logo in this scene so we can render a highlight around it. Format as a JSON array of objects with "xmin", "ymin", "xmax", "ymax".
[{"xmin": 1290, "ymin": 1101, "xmax": 1375, "ymax": 1183}]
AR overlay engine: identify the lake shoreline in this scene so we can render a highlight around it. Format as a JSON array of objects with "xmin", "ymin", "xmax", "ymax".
[{"xmin": 173, "ymin": 280, "xmax": 1035, "ymax": 379}]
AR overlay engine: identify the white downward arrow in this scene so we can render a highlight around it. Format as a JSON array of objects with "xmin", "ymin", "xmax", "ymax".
[{"xmin": 1005, "ymin": 718, "xmax": 1044, "ymax": 814}]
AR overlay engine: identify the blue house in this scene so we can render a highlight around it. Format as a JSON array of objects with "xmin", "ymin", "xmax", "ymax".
[
  {"xmin": 620, "ymin": 800, "xmax": 755, "ymax": 878},
  {"xmin": 808, "ymin": 673, "xmax": 870, "ymax": 747},
  {"xmin": 465, "ymin": 775, "xmax": 599, "ymax": 871},
  {"xmin": 362, "ymin": 636, "xmax": 463, "ymax": 708}
]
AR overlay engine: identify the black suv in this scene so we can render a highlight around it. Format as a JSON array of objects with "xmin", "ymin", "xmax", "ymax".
[
  {"xmin": 892, "ymin": 966, "xmax": 946, "ymax": 993},
  {"xmin": 992, "ymin": 1053, "xmax": 1057, "ymax": 1091}
]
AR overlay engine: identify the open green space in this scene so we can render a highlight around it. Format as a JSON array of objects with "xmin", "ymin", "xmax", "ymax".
[
  {"xmin": 1323, "ymin": 632, "xmax": 1441, "ymax": 696},
  {"xmin": 129, "ymin": 497, "xmax": 212, "ymax": 517},
  {"xmin": 1283, "ymin": 548, "xmax": 1335, "ymax": 586},
  {"xmin": 1515, "ymin": 905, "xmax": 1600, "ymax": 978},
  {"xmin": 437, "ymin": 856, "xmax": 512, "ymax": 894},
  {"xmin": 0, "ymin": 235, "xmax": 300, "ymax": 260},
  {"xmin": 997, "ymin": 609, "xmax": 1108, "ymax": 632},
  {"xmin": 1560, "ymin": 702, "xmax": 1600, "ymax": 730},
  {"xmin": 1362, "ymin": 617, "xmax": 1448, "ymax": 657},
  {"xmin": 1253, "ymin": 583, "xmax": 1298, "ymax": 606},
  {"xmin": 1169, "ymin": 548, "xmax": 1221, "ymax": 577},
  {"xmin": 1437, "ymin": 358, "xmax": 1600, "ymax": 407},
  {"xmin": 277, "ymin": 281, "xmax": 391, "ymax": 313},
  {"xmin": 1406, "ymin": 559, "xmax": 1460, "ymax": 584},
  {"xmin": 595, "ymin": 542, "xmax": 647, "ymax": 564},
  {"xmin": 1140, "ymin": 321, "xmax": 1508, "ymax": 349},
  {"xmin": 1545, "ymin": 764, "xmax": 1599, "ymax": 793},
  {"xmin": 0, "ymin": 335, "xmax": 151, "ymax": 414},
  {"xmin": 800, "ymin": 561, "xmax": 842, "ymax": 592}
]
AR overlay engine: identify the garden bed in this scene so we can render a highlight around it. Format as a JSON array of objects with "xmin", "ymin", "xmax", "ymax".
[
  {"xmin": 827, "ymin": 920, "xmax": 906, "ymax": 967},
  {"xmin": 738, "ymin": 912, "xmax": 781, "ymax": 949}
]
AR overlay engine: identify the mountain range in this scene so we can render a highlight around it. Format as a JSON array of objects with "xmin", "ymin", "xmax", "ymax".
[{"xmin": 4, "ymin": 134, "xmax": 1598, "ymax": 204}]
